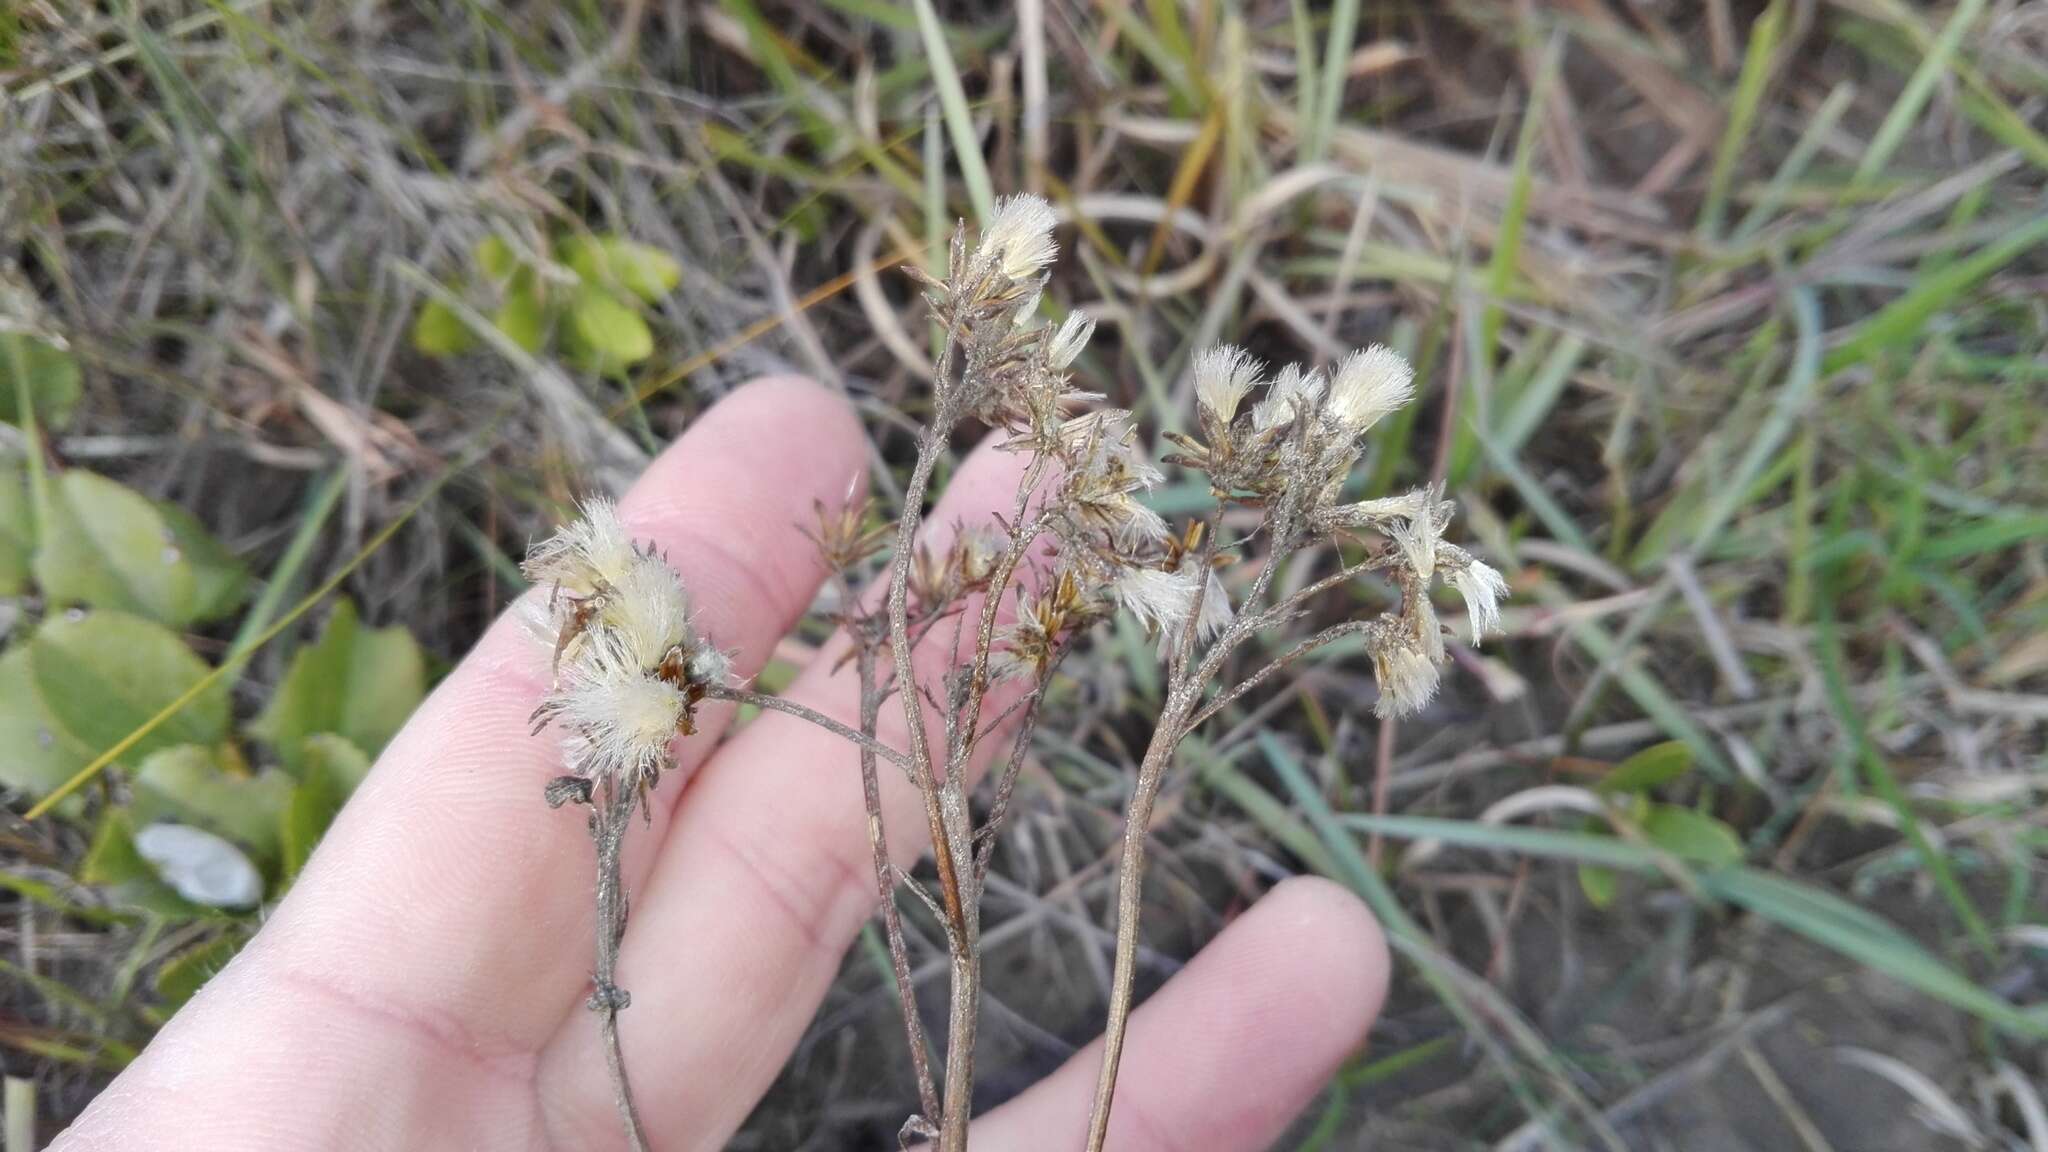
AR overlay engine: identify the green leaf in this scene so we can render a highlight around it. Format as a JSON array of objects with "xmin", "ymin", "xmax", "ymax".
[
  {"xmin": 563, "ymin": 235, "xmax": 682, "ymax": 303},
  {"xmin": 153, "ymin": 499, "xmax": 248, "ymax": 623},
  {"xmin": 250, "ymin": 600, "xmax": 426, "ymax": 773},
  {"xmin": 154, "ymin": 932, "xmax": 245, "ymax": 1009},
  {"xmin": 1595, "ymin": 741, "xmax": 1694, "ymax": 796},
  {"xmin": 132, "ymin": 744, "xmax": 294, "ymax": 861},
  {"xmin": 1578, "ymin": 863, "xmax": 1619, "ymax": 909},
  {"xmin": 493, "ymin": 271, "xmax": 548, "ymax": 353},
  {"xmin": 1641, "ymin": 805, "xmax": 1744, "ymax": 868},
  {"xmin": 564, "ymin": 283, "xmax": 654, "ymax": 371},
  {"xmin": 281, "ymin": 734, "xmax": 370, "ymax": 881},
  {"xmin": 28, "ymin": 610, "xmax": 230, "ymax": 766},
  {"xmin": 0, "ymin": 333, "xmax": 83, "ymax": 429},
  {"xmin": 0, "ymin": 645, "xmax": 93, "ymax": 800},
  {"xmin": 475, "ymin": 234, "xmax": 521, "ymax": 281},
  {"xmin": 31, "ymin": 470, "xmax": 241, "ymax": 627},
  {"xmin": 0, "ymin": 464, "xmax": 30, "ymax": 595},
  {"xmin": 411, "ymin": 297, "xmax": 474, "ymax": 357}
]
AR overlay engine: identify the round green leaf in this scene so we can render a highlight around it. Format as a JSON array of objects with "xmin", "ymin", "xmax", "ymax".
[
  {"xmin": 28, "ymin": 610, "xmax": 230, "ymax": 766},
  {"xmin": 475, "ymin": 234, "xmax": 522, "ymax": 282},
  {"xmin": 35, "ymin": 470, "xmax": 192, "ymax": 624},
  {"xmin": 1643, "ymin": 804, "xmax": 1745, "ymax": 868},
  {"xmin": 565, "ymin": 284, "xmax": 654, "ymax": 370},
  {"xmin": 0, "ymin": 332, "xmax": 83, "ymax": 429},
  {"xmin": 1578, "ymin": 863, "xmax": 1619, "ymax": 909},
  {"xmin": 133, "ymin": 744, "xmax": 293, "ymax": 861},
  {"xmin": 493, "ymin": 271, "xmax": 549, "ymax": 353},
  {"xmin": 155, "ymin": 500, "xmax": 249, "ymax": 623},
  {"xmin": 411, "ymin": 297, "xmax": 474, "ymax": 357},
  {"xmin": 0, "ymin": 645, "xmax": 93, "ymax": 800},
  {"xmin": 562, "ymin": 235, "xmax": 681, "ymax": 303},
  {"xmin": 1595, "ymin": 741, "xmax": 1694, "ymax": 796},
  {"xmin": 249, "ymin": 599, "xmax": 426, "ymax": 772},
  {"xmin": 31, "ymin": 470, "xmax": 239, "ymax": 627},
  {"xmin": 280, "ymin": 734, "xmax": 371, "ymax": 882}
]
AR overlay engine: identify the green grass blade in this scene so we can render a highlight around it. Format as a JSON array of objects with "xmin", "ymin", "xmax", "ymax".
[
  {"xmin": 1851, "ymin": 0, "xmax": 1987, "ymax": 187},
  {"xmin": 913, "ymin": 0, "xmax": 994, "ymax": 222},
  {"xmin": 1698, "ymin": 0, "xmax": 1784, "ymax": 241},
  {"xmin": 1822, "ymin": 213, "xmax": 2048, "ymax": 373}
]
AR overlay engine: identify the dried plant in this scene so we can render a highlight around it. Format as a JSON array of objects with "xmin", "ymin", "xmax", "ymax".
[{"xmin": 520, "ymin": 195, "xmax": 1506, "ymax": 1150}]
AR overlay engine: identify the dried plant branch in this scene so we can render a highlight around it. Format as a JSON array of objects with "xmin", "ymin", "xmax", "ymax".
[
  {"xmin": 700, "ymin": 682, "xmax": 914, "ymax": 771},
  {"xmin": 518, "ymin": 196, "xmax": 1509, "ymax": 1151}
]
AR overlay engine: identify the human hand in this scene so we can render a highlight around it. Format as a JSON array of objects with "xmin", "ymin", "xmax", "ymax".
[{"xmin": 51, "ymin": 377, "xmax": 1389, "ymax": 1152}]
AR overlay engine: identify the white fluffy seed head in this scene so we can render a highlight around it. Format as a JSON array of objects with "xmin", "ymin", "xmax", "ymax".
[
  {"xmin": 1047, "ymin": 311, "xmax": 1095, "ymax": 369},
  {"xmin": 1325, "ymin": 345, "xmax": 1414, "ymax": 434},
  {"xmin": 1112, "ymin": 565, "xmax": 1232, "ymax": 650},
  {"xmin": 1113, "ymin": 567, "xmax": 1193, "ymax": 636},
  {"xmin": 522, "ymin": 497, "xmax": 637, "ymax": 598},
  {"xmin": 544, "ymin": 633, "xmax": 687, "ymax": 781},
  {"xmin": 1192, "ymin": 345, "xmax": 1263, "ymax": 423},
  {"xmin": 975, "ymin": 194, "xmax": 1059, "ymax": 282},
  {"xmin": 1451, "ymin": 559, "xmax": 1509, "ymax": 643},
  {"xmin": 1371, "ymin": 638, "xmax": 1440, "ymax": 719},
  {"xmin": 594, "ymin": 551, "xmax": 696, "ymax": 671}
]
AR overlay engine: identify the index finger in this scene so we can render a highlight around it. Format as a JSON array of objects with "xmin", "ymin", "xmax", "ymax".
[{"xmin": 241, "ymin": 376, "xmax": 868, "ymax": 1051}]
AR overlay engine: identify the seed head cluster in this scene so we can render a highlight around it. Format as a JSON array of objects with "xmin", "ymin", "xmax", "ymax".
[{"xmin": 525, "ymin": 499, "xmax": 734, "ymax": 798}]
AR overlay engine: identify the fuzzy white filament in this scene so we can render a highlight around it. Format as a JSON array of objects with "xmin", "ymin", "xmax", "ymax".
[
  {"xmin": 975, "ymin": 194, "xmax": 1059, "ymax": 282},
  {"xmin": 1046, "ymin": 312, "xmax": 1095, "ymax": 369},
  {"xmin": 1192, "ymin": 345, "xmax": 1263, "ymax": 422},
  {"xmin": 1325, "ymin": 344, "xmax": 1414, "ymax": 435},
  {"xmin": 1112, "ymin": 566, "xmax": 1233, "ymax": 649},
  {"xmin": 523, "ymin": 497, "xmax": 638, "ymax": 598},
  {"xmin": 1451, "ymin": 559, "xmax": 1509, "ymax": 642}
]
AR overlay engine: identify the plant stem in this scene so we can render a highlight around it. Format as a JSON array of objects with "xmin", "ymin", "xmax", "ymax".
[
  {"xmin": 588, "ymin": 780, "xmax": 650, "ymax": 1152},
  {"xmin": 854, "ymin": 644, "xmax": 943, "ymax": 1127}
]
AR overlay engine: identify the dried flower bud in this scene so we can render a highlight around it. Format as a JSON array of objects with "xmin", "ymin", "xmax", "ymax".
[
  {"xmin": 973, "ymin": 194, "xmax": 1059, "ymax": 283},
  {"xmin": 1251, "ymin": 364, "xmax": 1325, "ymax": 433},
  {"xmin": 1324, "ymin": 345, "xmax": 1413, "ymax": 435},
  {"xmin": 1192, "ymin": 345, "xmax": 1262, "ymax": 424}
]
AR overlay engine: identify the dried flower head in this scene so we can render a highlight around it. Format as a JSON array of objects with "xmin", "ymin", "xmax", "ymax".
[
  {"xmin": 1368, "ymin": 627, "xmax": 1440, "ymax": 719},
  {"xmin": 1192, "ymin": 345, "xmax": 1263, "ymax": 424},
  {"xmin": 973, "ymin": 194, "xmax": 1059, "ymax": 283},
  {"xmin": 526, "ymin": 502, "xmax": 734, "ymax": 791},
  {"xmin": 537, "ymin": 631, "xmax": 695, "ymax": 787},
  {"xmin": 1324, "ymin": 344, "xmax": 1414, "ymax": 435}
]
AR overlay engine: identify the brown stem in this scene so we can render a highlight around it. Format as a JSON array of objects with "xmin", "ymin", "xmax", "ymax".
[
  {"xmin": 852, "ymin": 643, "xmax": 942, "ymax": 1128},
  {"xmin": 588, "ymin": 780, "xmax": 650, "ymax": 1152},
  {"xmin": 1086, "ymin": 503, "xmax": 1309, "ymax": 1150},
  {"xmin": 702, "ymin": 683, "xmax": 914, "ymax": 772},
  {"xmin": 1081, "ymin": 706, "xmax": 1187, "ymax": 1151},
  {"xmin": 935, "ymin": 785, "xmax": 981, "ymax": 1152}
]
